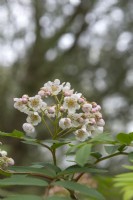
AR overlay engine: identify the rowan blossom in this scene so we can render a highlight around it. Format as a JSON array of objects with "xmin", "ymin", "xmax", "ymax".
[
  {"xmin": 28, "ymin": 95, "xmax": 43, "ymax": 111},
  {"xmin": 14, "ymin": 98, "xmax": 29, "ymax": 114},
  {"xmin": 74, "ymin": 128, "xmax": 91, "ymax": 141},
  {"xmin": 26, "ymin": 112, "xmax": 41, "ymax": 126},
  {"xmin": 63, "ymin": 94, "xmax": 81, "ymax": 114},
  {"xmin": 14, "ymin": 79, "xmax": 105, "ymax": 140},
  {"xmin": 44, "ymin": 79, "xmax": 63, "ymax": 95}
]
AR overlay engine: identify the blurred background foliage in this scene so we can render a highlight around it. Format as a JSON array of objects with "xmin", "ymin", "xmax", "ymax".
[{"xmin": 0, "ymin": 0, "xmax": 133, "ymax": 198}]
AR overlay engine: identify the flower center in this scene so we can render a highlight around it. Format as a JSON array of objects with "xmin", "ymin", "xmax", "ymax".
[
  {"xmin": 31, "ymin": 99, "xmax": 40, "ymax": 107},
  {"xmin": 67, "ymin": 99, "xmax": 76, "ymax": 108}
]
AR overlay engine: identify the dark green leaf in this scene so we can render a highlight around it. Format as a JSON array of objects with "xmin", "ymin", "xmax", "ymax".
[
  {"xmin": 31, "ymin": 162, "xmax": 61, "ymax": 173},
  {"xmin": 9, "ymin": 166, "xmax": 56, "ymax": 178},
  {"xmin": 0, "ymin": 130, "xmax": 24, "ymax": 139},
  {"xmin": 22, "ymin": 140, "xmax": 40, "ymax": 146},
  {"xmin": 51, "ymin": 142, "xmax": 70, "ymax": 150},
  {"xmin": 90, "ymin": 133, "xmax": 114, "ymax": 143},
  {"xmin": 57, "ymin": 165, "xmax": 107, "ymax": 176},
  {"xmin": 91, "ymin": 152, "xmax": 102, "ymax": 159},
  {"xmin": 118, "ymin": 144, "xmax": 126, "ymax": 152},
  {"xmin": 66, "ymin": 143, "xmax": 86, "ymax": 155},
  {"xmin": 53, "ymin": 181, "xmax": 105, "ymax": 200},
  {"xmin": 117, "ymin": 133, "xmax": 131, "ymax": 144},
  {"xmin": 0, "ymin": 175, "xmax": 48, "ymax": 187},
  {"xmin": 75, "ymin": 144, "xmax": 92, "ymax": 166},
  {"xmin": 104, "ymin": 145, "xmax": 119, "ymax": 154},
  {"xmin": 4, "ymin": 195, "xmax": 43, "ymax": 200}
]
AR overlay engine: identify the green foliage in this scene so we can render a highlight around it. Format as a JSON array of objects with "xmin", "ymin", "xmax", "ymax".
[
  {"xmin": 96, "ymin": 176, "xmax": 122, "ymax": 200},
  {"xmin": 0, "ymin": 175, "xmax": 48, "ymax": 187},
  {"xmin": 114, "ymin": 166, "xmax": 133, "ymax": 200},
  {"xmin": 0, "ymin": 129, "xmax": 132, "ymax": 200},
  {"xmin": 117, "ymin": 132, "xmax": 133, "ymax": 145},
  {"xmin": 75, "ymin": 144, "xmax": 92, "ymax": 166},
  {"xmin": 53, "ymin": 180, "xmax": 105, "ymax": 200}
]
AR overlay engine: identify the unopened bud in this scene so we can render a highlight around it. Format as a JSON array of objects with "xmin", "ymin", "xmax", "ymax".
[{"xmin": 7, "ymin": 158, "xmax": 15, "ymax": 166}]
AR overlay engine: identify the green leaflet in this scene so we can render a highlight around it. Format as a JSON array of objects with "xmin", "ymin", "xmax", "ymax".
[
  {"xmin": 0, "ymin": 175, "xmax": 48, "ymax": 187},
  {"xmin": 9, "ymin": 165, "xmax": 56, "ymax": 178},
  {"xmin": 53, "ymin": 180, "xmax": 105, "ymax": 200},
  {"xmin": 75, "ymin": 144, "xmax": 92, "ymax": 166}
]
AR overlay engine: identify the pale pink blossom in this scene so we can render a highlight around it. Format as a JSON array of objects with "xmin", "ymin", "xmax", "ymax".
[
  {"xmin": 26, "ymin": 112, "xmax": 41, "ymax": 126},
  {"xmin": 82, "ymin": 103, "xmax": 92, "ymax": 113},
  {"xmin": 28, "ymin": 95, "xmax": 43, "ymax": 111}
]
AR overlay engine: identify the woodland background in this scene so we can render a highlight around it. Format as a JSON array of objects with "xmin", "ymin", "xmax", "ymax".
[{"xmin": 0, "ymin": 0, "xmax": 133, "ymax": 179}]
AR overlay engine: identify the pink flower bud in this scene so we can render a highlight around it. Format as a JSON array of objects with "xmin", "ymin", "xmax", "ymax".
[
  {"xmin": 7, "ymin": 158, "xmax": 15, "ymax": 166},
  {"xmin": 22, "ymin": 97, "xmax": 28, "ymax": 104},
  {"xmin": 96, "ymin": 105, "xmax": 101, "ymax": 111},
  {"xmin": 22, "ymin": 94, "xmax": 29, "ymax": 99},
  {"xmin": 60, "ymin": 106, "xmax": 65, "ymax": 112},
  {"xmin": 91, "ymin": 108, "xmax": 97, "ymax": 113},
  {"xmin": 48, "ymin": 107, "xmax": 55, "ymax": 114},
  {"xmin": 89, "ymin": 118, "xmax": 96, "ymax": 125},
  {"xmin": 78, "ymin": 98, "xmax": 85, "ymax": 104},
  {"xmin": 82, "ymin": 103, "xmax": 92, "ymax": 113}
]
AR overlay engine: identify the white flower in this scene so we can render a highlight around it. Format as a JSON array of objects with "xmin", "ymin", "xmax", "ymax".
[
  {"xmin": 69, "ymin": 113, "xmax": 84, "ymax": 127},
  {"xmin": 62, "ymin": 82, "xmax": 74, "ymax": 96},
  {"xmin": 22, "ymin": 123, "xmax": 35, "ymax": 135},
  {"xmin": 74, "ymin": 128, "xmax": 91, "ymax": 141},
  {"xmin": 44, "ymin": 79, "xmax": 63, "ymax": 95},
  {"xmin": 28, "ymin": 95, "xmax": 43, "ymax": 111},
  {"xmin": 26, "ymin": 112, "xmax": 41, "ymax": 126},
  {"xmin": 82, "ymin": 103, "xmax": 92, "ymax": 113},
  {"xmin": 59, "ymin": 118, "xmax": 72, "ymax": 130},
  {"xmin": 14, "ymin": 98, "xmax": 29, "ymax": 114},
  {"xmin": 0, "ymin": 150, "xmax": 7, "ymax": 157},
  {"xmin": 63, "ymin": 94, "xmax": 81, "ymax": 113},
  {"xmin": 62, "ymin": 82, "xmax": 71, "ymax": 91}
]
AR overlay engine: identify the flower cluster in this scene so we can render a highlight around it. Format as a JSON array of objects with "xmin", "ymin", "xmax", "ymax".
[
  {"xmin": 0, "ymin": 143, "xmax": 14, "ymax": 170},
  {"xmin": 14, "ymin": 79, "xmax": 105, "ymax": 141}
]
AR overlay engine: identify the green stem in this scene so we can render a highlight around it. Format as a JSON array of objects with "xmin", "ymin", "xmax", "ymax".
[
  {"xmin": 39, "ymin": 142, "xmax": 52, "ymax": 152},
  {"xmin": 74, "ymin": 152, "xmax": 128, "ymax": 182},
  {"xmin": 52, "ymin": 148, "xmax": 57, "ymax": 166},
  {"xmin": 59, "ymin": 128, "xmax": 77, "ymax": 138},
  {"xmin": 94, "ymin": 152, "xmax": 128, "ymax": 164},
  {"xmin": 12, "ymin": 171, "xmax": 53, "ymax": 180},
  {"xmin": 69, "ymin": 190, "xmax": 78, "ymax": 200},
  {"xmin": 42, "ymin": 117, "xmax": 53, "ymax": 137}
]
